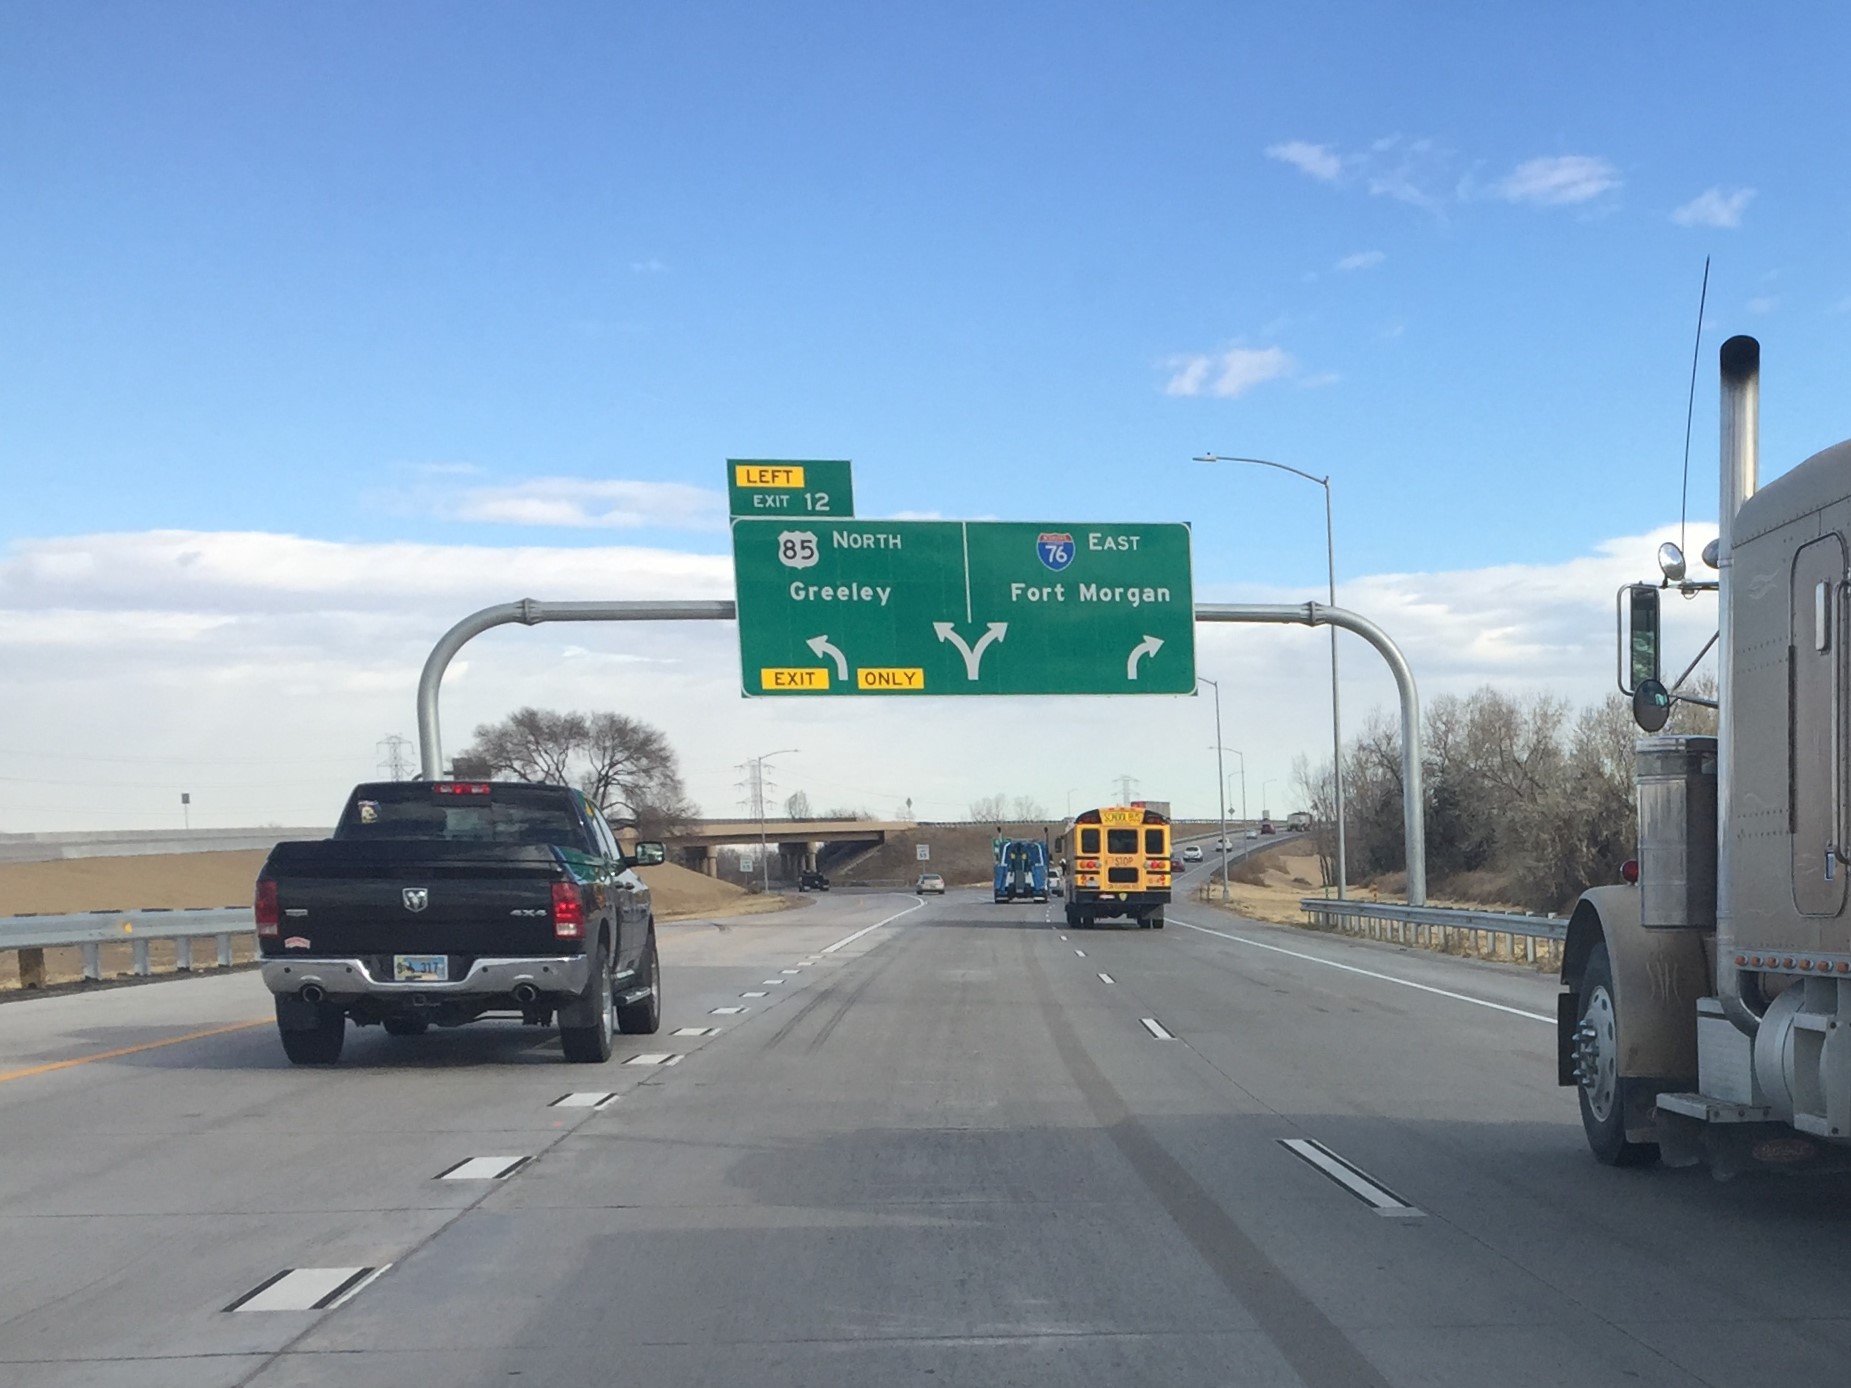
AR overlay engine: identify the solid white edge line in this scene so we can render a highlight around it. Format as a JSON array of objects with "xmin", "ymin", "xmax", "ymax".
[
  {"xmin": 1140, "ymin": 1017, "xmax": 1173, "ymax": 1040},
  {"xmin": 821, "ymin": 895, "xmax": 927, "ymax": 954},
  {"xmin": 1279, "ymin": 1138, "xmax": 1423, "ymax": 1216},
  {"xmin": 1172, "ymin": 917, "xmax": 1553, "ymax": 1023}
]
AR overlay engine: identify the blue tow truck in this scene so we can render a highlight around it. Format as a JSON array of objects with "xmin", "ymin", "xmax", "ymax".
[{"xmin": 993, "ymin": 839, "xmax": 1049, "ymax": 903}]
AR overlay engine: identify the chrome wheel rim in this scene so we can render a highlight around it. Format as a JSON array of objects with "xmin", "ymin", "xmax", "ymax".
[{"xmin": 1577, "ymin": 985, "xmax": 1619, "ymax": 1122}]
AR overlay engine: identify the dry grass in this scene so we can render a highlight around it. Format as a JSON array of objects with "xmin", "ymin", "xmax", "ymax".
[{"xmin": 1, "ymin": 849, "xmax": 787, "ymax": 994}]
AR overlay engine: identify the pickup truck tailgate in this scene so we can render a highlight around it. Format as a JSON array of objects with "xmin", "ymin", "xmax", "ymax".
[{"xmin": 265, "ymin": 841, "xmax": 579, "ymax": 957}]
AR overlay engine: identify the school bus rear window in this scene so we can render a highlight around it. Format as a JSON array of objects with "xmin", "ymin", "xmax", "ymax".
[
  {"xmin": 1079, "ymin": 828, "xmax": 1100, "ymax": 853},
  {"xmin": 1106, "ymin": 829, "xmax": 1139, "ymax": 854},
  {"xmin": 1145, "ymin": 829, "xmax": 1166, "ymax": 854}
]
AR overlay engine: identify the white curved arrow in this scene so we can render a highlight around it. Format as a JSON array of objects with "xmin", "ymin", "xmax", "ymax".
[
  {"xmin": 934, "ymin": 621, "xmax": 1008, "ymax": 680},
  {"xmin": 1126, "ymin": 635, "xmax": 1164, "ymax": 680},
  {"xmin": 805, "ymin": 634, "xmax": 848, "ymax": 681}
]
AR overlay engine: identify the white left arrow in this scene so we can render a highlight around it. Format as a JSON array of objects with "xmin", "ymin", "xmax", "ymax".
[
  {"xmin": 806, "ymin": 634, "xmax": 849, "ymax": 681},
  {"xmin": 1126, "ymin": 635, "xmax": 1164, "ymax": 680}
]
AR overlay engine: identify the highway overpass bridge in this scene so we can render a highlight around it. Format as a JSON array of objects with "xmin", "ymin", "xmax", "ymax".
[{"xmin": 656, "ymin": 818, "xmax": 911, "ymax": 878}]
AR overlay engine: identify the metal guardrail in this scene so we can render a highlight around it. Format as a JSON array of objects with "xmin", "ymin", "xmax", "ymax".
[
  {"xmin": 1, "ymin": 907, "xmax": 255, "ymax": 982},
  {"xmin": 1300, "ymin": 898, "xmax": 1567, "ymax": 965}
]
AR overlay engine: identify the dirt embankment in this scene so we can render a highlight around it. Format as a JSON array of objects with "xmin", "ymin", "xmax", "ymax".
[
  {"xmin": 0, "ymin": 849, "xmax": 786, "ymax": 992},
  {"xmin": 834, "ymin": 822, "xmax": 1065, "ymax": 888}
]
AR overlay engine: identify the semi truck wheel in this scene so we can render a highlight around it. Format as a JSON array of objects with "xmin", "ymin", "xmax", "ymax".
[
  {"xmin": 561, "ymin": 940, "xmax": 615, "ymax": 1063},
  {"xmin": 277, "ymin": 1000, "xmax": 345, "ymax": 1065},
  {"xmin": 1573, "ymin": 941, "xmax": 1658, "ymax": 1167}
]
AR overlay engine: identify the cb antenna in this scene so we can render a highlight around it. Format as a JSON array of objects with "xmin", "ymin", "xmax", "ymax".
[{"xmin": 1678, "ymin": 256, "xmax": 1711, "ymax": 558}]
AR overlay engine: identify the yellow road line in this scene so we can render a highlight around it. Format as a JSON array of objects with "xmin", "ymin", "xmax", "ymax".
[{"xmin": 0, "ymin": 1019, "xmax": 269, "ymax": 1085}]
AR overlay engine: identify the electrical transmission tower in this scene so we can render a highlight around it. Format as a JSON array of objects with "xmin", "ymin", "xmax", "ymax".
[
  {"xmin": 1115, "ymin": 774, "xmax": 1141, "ymax": 804},
  {"xmin": 377, "ymin": 734, "xmax": 413, "ymax": 781}
]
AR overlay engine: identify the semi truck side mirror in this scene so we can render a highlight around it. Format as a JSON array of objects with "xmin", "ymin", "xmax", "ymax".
[
  {"xmin": 1618, "ymin": 583, "xmax": 1661, "ymax": 694},
  {"xmin": 1632, "ymin": 679, "xmax": 1672, "ymax": 733}
]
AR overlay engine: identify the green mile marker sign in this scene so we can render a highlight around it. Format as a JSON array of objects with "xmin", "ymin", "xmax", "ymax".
[
  {"xmin": 726, "ymin": 459, "xmax": 855, "ymax": 519},
  {"xmin": 732, "ymin": 518, "xmax": 1195, "ymax": 697}
]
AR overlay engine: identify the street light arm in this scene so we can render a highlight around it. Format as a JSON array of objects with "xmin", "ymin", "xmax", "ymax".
[{"xmin": 1194, "ymin": 454, "xmax": 1329, "ymax": 489}]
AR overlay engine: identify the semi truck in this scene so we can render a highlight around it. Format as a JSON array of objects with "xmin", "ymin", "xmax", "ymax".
[
  {"xmin": 1561, "ymin": 336, "xmax": 1851, "ymax": 1174},
  {"xmin": 994, "ymin": 838, "xmax": 1049, "ymax": 903}
]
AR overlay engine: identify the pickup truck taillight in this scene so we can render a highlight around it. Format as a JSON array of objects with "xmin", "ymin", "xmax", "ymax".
[
  {"xmin": 552, "ymin": 882, "xmax": 585, "ymax": 939},
  {"xmin": 254, "ymin": 879, "xmax": 279, "ymax": 938}
]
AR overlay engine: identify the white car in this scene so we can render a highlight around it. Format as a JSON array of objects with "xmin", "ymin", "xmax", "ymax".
[
  {"xmin": 1181, "ymin": 845, "xmax": 1203, "ymax": 862},
  {"xmin": 1244, "ymin": 829, "xmax": 1259, "ymax": 840},
  {"xmin": 915, "ymin": 873, "xmax": 946, "ymax": 894}
]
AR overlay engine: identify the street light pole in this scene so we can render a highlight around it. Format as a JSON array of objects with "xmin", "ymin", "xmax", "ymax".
[
  {"xmin": 1199, "ymin": 678, "xmax": 1230, "ymax": 902},
  {"xmin": 1194, "ymin": 453, "xmax": 1346, "ymax": 899},
  {"xmin": 1225, "ymin": 749, "xmax": 1246, "ymax": 824},
  {"xmin": 753, "ymin": 747, "xmax": 799, "ymax": 893}
]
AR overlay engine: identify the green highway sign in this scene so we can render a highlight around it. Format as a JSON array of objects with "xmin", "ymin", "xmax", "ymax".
[
  {"xmin": 726, "ymin": 459, "xmax": 855, "ymax": 519},
  {"xmin": 732, "ymin": 519, "xmax": 1195, "ymax": 696}
]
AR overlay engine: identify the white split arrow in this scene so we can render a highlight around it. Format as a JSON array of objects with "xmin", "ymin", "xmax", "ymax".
[
  {"xmin": 805, "ymin": 635, "xmax": 849, "ymax": 681},
  {"xmin": 934, "ymin": 621, "xmax": 1008, "ymax": 680},
  {"xmin": 1126, "ymin": 635, "xmax": 1164, "ymax": 680}
]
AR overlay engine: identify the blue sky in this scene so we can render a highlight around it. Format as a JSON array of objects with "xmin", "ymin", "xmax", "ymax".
[{"xmin": 1, "ymin": 3, "xmax": 1846, "ymax": 828}]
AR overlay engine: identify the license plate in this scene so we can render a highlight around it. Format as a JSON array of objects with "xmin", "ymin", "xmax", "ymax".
[{"xmin": 393, "ymin": 954, "xmax": 448, "ymax": 982}]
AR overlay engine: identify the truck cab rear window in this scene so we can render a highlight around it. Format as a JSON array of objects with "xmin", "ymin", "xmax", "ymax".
[{"xmin": 336, "ymin": 786, "xmax": 584, "ymax": 847}]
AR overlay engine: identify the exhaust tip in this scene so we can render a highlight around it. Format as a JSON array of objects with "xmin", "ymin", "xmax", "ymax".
[
  {"xmin": 299, "ymin": 983, "xmax": 326, "ymax": 1005},
  {"xmin": 512, "ymin": 983, "xmax": 538, "ymax": 1005},
  {"xmin": 1721, "ymin": 334, "xmax": 1760, "ymax": 381}
]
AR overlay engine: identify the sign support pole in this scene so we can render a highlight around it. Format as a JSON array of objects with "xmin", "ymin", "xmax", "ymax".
[{"xmin": 413, "ymin": 599, "xmax": 1423, "ymax": 904}]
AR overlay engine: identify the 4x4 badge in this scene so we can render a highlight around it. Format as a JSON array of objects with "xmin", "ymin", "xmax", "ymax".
[{"xmin": 402, "ymin": 887, "xmax": 429, "ymax": 912}]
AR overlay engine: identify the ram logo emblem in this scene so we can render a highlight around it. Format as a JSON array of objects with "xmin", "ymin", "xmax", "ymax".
[{"xmin": 402, "ymin": 887, "xmax": 430, "ymax": 912}]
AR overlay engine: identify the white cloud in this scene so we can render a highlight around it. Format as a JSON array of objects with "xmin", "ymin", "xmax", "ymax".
[
  {"xmin": 1335, "ymin": 250, "xmax": 1385, "ymax": 272},
  {"xmin": 0, "ymin": 522, "xmax": 1721, "ymax": 832},
  {"xmin": 1671, "ymin": 186, "xmax": 1755, "ymax": 228},
  {"xmin": 1494, "ymin": 155, "xmax": 1620, "ymax": 206},
  {"xmin": 629, "ymin": 258, "xmax": 667, "ymax": 273},
  {"xmin": 1746, "ymin": 295, "xmax": 1779, "ymax": 315},
  {"xmin": 1162, "ymin": 347, "xmax": 1297, "ymax": 399},
  {"xmin": 446, "ymin": 478, "xmax": 725, "ymax": 531},
  {"xmin": 1265, "ymin": 141, "xmax": 1342, "ymax": 182}
]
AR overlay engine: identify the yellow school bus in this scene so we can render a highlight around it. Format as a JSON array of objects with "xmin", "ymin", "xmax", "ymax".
[{"xmin": 1059, "ymin": 804, "xmax": 1171, "ymax": 930}]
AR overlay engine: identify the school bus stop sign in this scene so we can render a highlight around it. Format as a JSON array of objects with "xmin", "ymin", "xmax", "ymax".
[{"xmin": 732, "ymin": 518, "xmax": 1196, "ymax": 696}]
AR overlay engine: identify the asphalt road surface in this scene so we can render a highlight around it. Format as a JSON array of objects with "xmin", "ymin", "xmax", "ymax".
[{"xmin": 5, "ymin": 885, "xmax": 1851, "ymax": 1387}]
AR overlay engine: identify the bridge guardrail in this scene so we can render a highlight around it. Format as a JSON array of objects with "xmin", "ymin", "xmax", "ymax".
[
  {"xmin": 1, "ymin": 908, "xmax": 255, "ymax": 986},
  {"xmin": 1299, "ymin": 898, "xmax": 1567, "ymax": 966}
]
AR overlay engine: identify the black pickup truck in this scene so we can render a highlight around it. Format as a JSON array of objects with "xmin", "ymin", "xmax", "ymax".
[{"xmin": 256, "ymin": 780, "xmax": 664, "ymax": 1065}]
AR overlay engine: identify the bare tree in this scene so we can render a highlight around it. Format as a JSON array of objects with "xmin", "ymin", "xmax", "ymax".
[
  {"xmin": 968, "ymin": 793, "xmax": 1009, "ymax": 822},
  {"xmin": 459, "ymin": 706, "xmax": 699, "ymax": 834},
  {"xmin": 784, "ymin": 789, "xmax": 813, "ymax": 819},
  {"xmin": 1009, "ymin": 795, "xmax": 1047, "ymax": 820}
]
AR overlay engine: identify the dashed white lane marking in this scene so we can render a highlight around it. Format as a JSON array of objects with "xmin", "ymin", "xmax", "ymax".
[
  {"xmin": 437, "ymin": 1155, "xmax": 532, "ymax": 1181},
  {"xmin": 1074, "ymin": 949, "xmax": 1086, "ymax": 958},
  {"xmin": 1059, "ymin": 935, "xmax": 1069, "ymax": 940},
  {"xmin": 1098, "ymin": 972, "xmax": 1115, "ymax": 984},
  {"xmin": 1140, "ymin": 1017, "xmax": 1174, "ymax": 1040},
  {"xmin": 780, "ymin": 968, "xmax": 802, "ymax": 974},
  {"xmin": 624, "ymin": 1053, "xmax": 683, "ymax": 1066},
  {"xmin": 1280, "ymin": 1138, "xmax": 1424, "ymax": 1218},
  {"xmin": 1172, "ymin": 918, "xmax": 1553, "ymax": 1023},
  {"xmin": 821, "ymin": 897, "xmax": 928, "ymax": 954},
  {"xmin": 761, "ymin": 979, "xmax": 786, "ymax": 985},
  {"xmin": 226, "ymin": 1266, "xmax": 390, "ymax": 1313},
  {"xmin": 673, "ymin": 1026, "xmax": 716, "ymax": 1037},
  {"xmin": 550, "ymin": 1092, "xmax": 616, "ymax": 1109},
  {"xmin": 711, "ymin": 1006, "xmax": 747, "ymax": 1015},
  {"xmin": 741, "ymin": 991, "xmax": 768, "ymax": 998}
]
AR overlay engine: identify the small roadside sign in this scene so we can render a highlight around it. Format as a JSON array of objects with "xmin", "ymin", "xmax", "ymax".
[
  {"xmin": 727, "ymin": 460, "xmax": 854, "ymax": 519},
  {"xmin": 916, "ymin": 844, "xmax": 930, "ymax": 861}
]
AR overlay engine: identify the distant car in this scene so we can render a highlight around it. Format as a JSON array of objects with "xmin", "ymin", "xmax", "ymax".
[
  {"xmin": 1170, "ymin": 855, "xmax": 1184, "ymax": 870},
  {"xmin": 1048, "ymin": 868, "xmax": 1065, "ymax": 897},
  {"xmin": 915, "ymin": 872, "xmax": 946, "ymax": 894},
  {"xmin": 1244, "ymin": 829, "xmax": 1259, "ymax": 840},
  {"xmin": 1182, "ymin": 845, "xmax": 1203, "ymax": 862},
  {"xmin": 798, "ymin": 869, "xmax": 830, "ymax": 891},
  {"xmin": 1260, "ymin": 821, "xmax": 1276, "ymax": 835}
]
